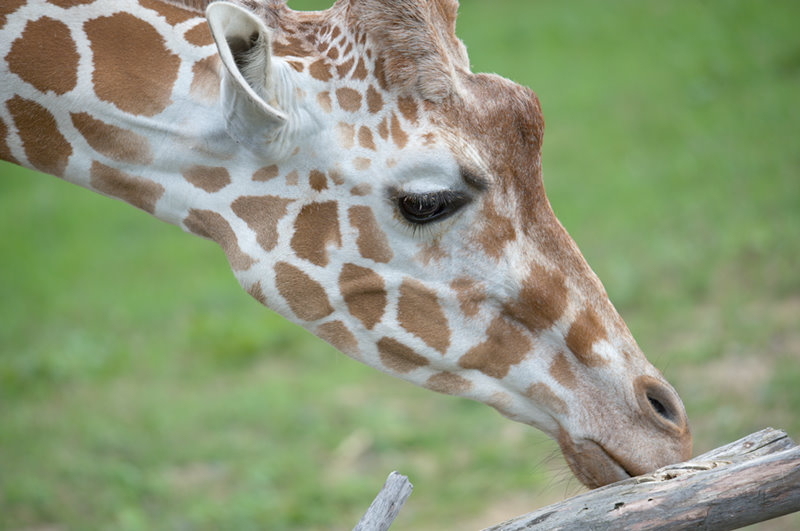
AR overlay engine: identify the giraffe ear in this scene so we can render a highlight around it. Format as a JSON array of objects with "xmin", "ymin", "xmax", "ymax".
[{"xmin": 206, "ymin": 2, "xmax": 288, "ymax": 150}]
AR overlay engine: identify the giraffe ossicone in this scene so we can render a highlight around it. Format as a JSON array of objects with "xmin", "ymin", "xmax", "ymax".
[{"xmin": 0, "ymin": 0, "xmax": 692, "ymax": 488}]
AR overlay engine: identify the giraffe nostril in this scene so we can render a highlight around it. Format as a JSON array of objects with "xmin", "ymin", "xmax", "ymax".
[{"xmin": 635, "ymin": 375, "xmax": 686, "ymax": 432}]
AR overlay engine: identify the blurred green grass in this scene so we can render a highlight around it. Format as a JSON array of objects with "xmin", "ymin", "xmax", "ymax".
[{"xmin": 1, "ymin": 0, "xmax": 799, "ymax": 529}]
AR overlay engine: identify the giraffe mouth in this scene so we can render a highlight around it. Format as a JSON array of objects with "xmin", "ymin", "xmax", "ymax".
[{"xmin": 557, "ymin": 431, "xmax": 633, "ymax": 488}]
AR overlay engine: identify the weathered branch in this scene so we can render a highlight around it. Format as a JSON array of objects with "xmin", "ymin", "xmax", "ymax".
[
  {"xmin": 353, "ymin": 471, "xmax": 413, "ymax": 531},
  {"xmin": 484, "ymin": 428, "xmax": 800, "ymax": 531}
]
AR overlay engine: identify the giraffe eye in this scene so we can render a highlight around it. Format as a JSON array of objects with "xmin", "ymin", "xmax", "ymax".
[{"xmin": 396, "ymin": 191, "xmax": 470, "ymax": 224}]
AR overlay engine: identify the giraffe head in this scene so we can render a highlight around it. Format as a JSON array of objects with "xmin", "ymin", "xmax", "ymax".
[{"xmin": 205, "ymin": 0, "xmax": 691, "ymax": 488}]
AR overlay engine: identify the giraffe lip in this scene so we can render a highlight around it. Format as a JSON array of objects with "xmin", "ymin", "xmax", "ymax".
[{"xmin": 559, "ymin": 436, "xmax": 632, "ymax": 488}]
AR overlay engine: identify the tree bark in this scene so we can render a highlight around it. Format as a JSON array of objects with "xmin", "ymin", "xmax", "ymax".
[
  {"xmin": 353, "ymin": 471, "xmax": 413, "ymax": 531},
  {"xmin": 483, "ymin": 428, "xmax": 800, "ymax": 531}
]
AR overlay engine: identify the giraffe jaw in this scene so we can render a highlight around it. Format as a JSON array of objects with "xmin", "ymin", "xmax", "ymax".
[{"xmin": 556, "ymin": 430, "xmax": 633, "ymax": 488}]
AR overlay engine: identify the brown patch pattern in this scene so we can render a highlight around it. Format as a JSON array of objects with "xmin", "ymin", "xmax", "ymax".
[
  {"xmin": 0, "ymin": 119, "xmax": 18, "ymax": 165},
  {"xmin": 566, "ymin": 307, "xmax": 608, "ymax": 367},
  {"xmin": 253, "ymin": 164, "xmax": 279, "ymax": 181},
  {"xmin": 6, "ymin": 96, "xmax": 72, "ymax": 176},
  {"xmin": 184, "ymin": 21, "xmax": 213, "ymax": 46},
  {"xmin": 247, "ymin": 281, "xmax": 267, "ymax": 305},
  {"xmin": 425, "ymin": 372, "xmax": 472, "ymax": 395},
  {"xmin": 70, "ymin": 112, "xmax": 153, "ymax": 165},
  {"xmin": 316, "ymin": 320, "xmax": 360, "ymax": 358},
  {"xmin": 351, "ymin": 57, "xmax": 368, "ymax": 80},
  {"xmin": 0, "ymin": 0, "xmax": 25, "ymax": 30},
  {"xmin": 366, "ymin": 85, "xmax": 383, "ymax": 113},
  {"xmin": 317, "ymin": 91, "xmax": 332, "ymax": 113},
  {"xmin": 358, "ymin": 126, "xmax": 376, "ymax": 150},
  {"xmin": 397, "ymin": 96, "xmax": 419, "ymax": 124},
  {"xmin": 450, "ymin": 277, "xmax": 486, "ymax": 318},
  {"xmin": 336, "ymin": 122, "xmax": 355, "ymax": 149},
  {"xmin": 348, "ymin": 206, "xmax": 393, "ymax": 263},
  {"xmin": 309, "ymin": 58, "xmax": 332, "ymax": 81},
  {"xmin": 274, "ymin": 262, "xmax": 333, "ymax": 321},
  {"xmin": 377, "ymin": 337, "xmax": 429, "ymax": 374},
  {"xmin": 397, "ymin": 278, "xmax": 450, "ymax": 354},
  {"xmin": 183, "ymin": 209, "xmax": 254, "ymax": 270},
  {"xmin": 549, "ymin": 352, "xmax": 578, "ymax": 389},
  {"xmin": 476, "ymin": 199, "xmax": 516, "ymax": 259},
  {"xmin": 458, "ymin": 317, "xmax": 530, "ymax": 379},
  {"xmin": 231, "ymin": 195, "xmax": 292, "ymax": 253},
  {"xmin": 526, "ymin": 383, "xmax": 568, "ymax": 415},
  {"xmin": 85, "ymin": 13, "xmax": 180, "ymax": 116},
  {"xmin": 502, "ymin": 262, "xmax": 568, "ymax": 332},
  {"xmin": 339, "ymin": 263, "xmax": 387, "ymax": 330},
  {"xmin": 190, "ymin": 55, "xmax": 220, "ymax": 103},
  {"xmin": 7, "ymin": 16, "xmax": 79, "ymax": 95},
  {"xmin": 309, "ymin": 169, "xmax": 327, "ymax": 191},
  {"xmin": 182, "ymin": 165, "xmax": 230, "ymax": 193},
  {"xmin": 90, "ymin": 160, "xmax": 164, "ymax": 214},
  {"xmin": 389, "ymin": 112, "xmax": 408, "ymax": 149},
  {"xmin": 291, "ymin": 201, "xmax": 341, "ymax": 267},
  {"xmin": 139, "ymin": 0, "xmax": 197, "ymax": 25},
  {"xmin": 336, "ymin": 87, "xmax": 361, "ymax": 112}
]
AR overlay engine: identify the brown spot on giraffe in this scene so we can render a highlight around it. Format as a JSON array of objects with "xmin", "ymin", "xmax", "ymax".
[
  {"xmin": 253, "ymin": 164, "xmax": 279, "ymax": 181},
  {"xmin": 326, "ymin": 46, "xmax": 339, "ymax": 61},
  {"xmin": 366, "ymin": 85, "xmax": 384, "ymax": 113},
  {"xmin": 182, "ymin": 165, "xmax": 231, "ymax": 193},
  {"xmin": 309, "ymin": 58, "xmax": 332, "ymax": 81},
  {"xmin": 373, "ymin": 56, "xmax": 388, "ymax": 90},
  {"xmin": 0, "ymin": 0, "xmax": 25, "ymax": 30},
  {"xmin": 184, "ymin": 209, "xmax": 255, "ymax": 271},
  {"xmin": 70, "ymin": 112, "xmax": 153, "ymax": 165},
  {"xmin": 273, "ymin": 36, "xmax": 309, "ymax": 57},
  {"xmin": 329, "ymin": 168, "xmax": 345, "ymax": 185},
  {"xmin": 397, "ymin": 95, "xmax": 419, "ymax": 124},
  {"xmin": 285, "ymin": 169, "xmax": 299, "ymax": 186},
  {"xmin": 526, "ymin": 383, "xmax": 568, "ymax": 415},
  {"xmin": 566, "ymin": 307, "xmax": 609, "ymax": 367},
  {"xmin": 231, "ymin": 195, "xmax": 292, "ymax": 253},
  {"xmin": 348, "ymin": 206, "xmax": 393, "ymax": 263},
  {"xmin": 425, "ymin": 372, "xmax": 472, "ymax": 395},
  {"xmin": 6, "ymin": 16, "xmax": 79, "ymax": 95},
  {"xmin": 475, "ymin": 198, "xmax": 515, "ymax": 259},
  {"xmin": 309, "ymin": 169, "xmax": 327, "ymax": 191},
  {"xmin": 415, "ymin": 240, "xmax": 448, "ymax": 265},
  {"xmin": 350, "ymin": 184, "xmax": 372, "ymax": 197},
  {"xmin": 247, "ymin": 281, "xmax": 267, "ymax": 306},
  {"xmin": 139, "ymin": 0, "xmax": 197, "ymax": 25},
  {"xmin": 377, "ymin": 117, "xmax": 389, "ymax": 140},
  {"xmin": 288, "ymin": 60, "xmax": 304, "ymax": 73},
  {"xmin": 317, "ymin": 91, "xmax": 332, "ymax": 113},
  {"xmin": 550, "ymin": 351, "xmax": 578, "ymax": 390},
  {"xmin": 390, "ymin": 112, "xmax": 408, "ymax": 149},
  {"xmin": 351, "ymin": 57, "xmax": 368, "ymax": 80},
  {"xmin": 45, "ymin": 0, "xmax": 94, "ymax": 7},
  {"xmin": 291, "ymin": 201, "xmax": 341, "ymax": 267},
  {"xmin": 358, "ymin": 126, "xmax": 376, "ymax": 150},
  {"xmin": 377, "ymin": 337, "xmax": 429, "ymax": 374},
  {"xmin": 90, "ymin": 160, "xmax": 164, "ymax": 214},
  {"xmin": 190, "ymin": 55, "xmax": 220, "ymax": 103},
  {"xmin": 339, "ymin": 263, "xmax": 387, "ymax": 330},
  {"xmin": 0, "ymin": 119, "xmax": 18, "ymax": 165},
  {"xmin": 316, "ymin": 320, "xmax": 360, "ymax": 359},
  {"xmin": 336, "ymin": 87, "xmax": 361, "ymax": 112},
  {"xmin": 274, "ymin": 262, "xmax": 333, "ymax": 321},
  {"xmin": 450, "ymin": 277, "xmax": 486, "ymax": 319},
  {"xmin": 502, "ymin": 262, "xmax": 568, "ymax": 332},
  {"xmin": 85, "ymin": 12, "xmax": 180, "ymax": 116},
  {"xmin": 7, "ymin": 96, "xmax": 72, "ymax": 177},
  {"xmin": 397, "ymin": 278, "xmax": 450, "ymax": 354},
  {"xmin": 458, "ymin": 317, "xmax": 530, "ymax": 379},
  {"xmin": 336, "ymin": 57, "xmax": 355, "ymax": 78},
  {"xmin": 353, "ymin": 157, "xmax": 371, "ymax": 171},
  {"xmin": 184, "ymin": 21, "xmax": 214, "ymax": 47},
  {"xmin": 336, "ymin": 122, "xmax": 355, "ymax": 149}
]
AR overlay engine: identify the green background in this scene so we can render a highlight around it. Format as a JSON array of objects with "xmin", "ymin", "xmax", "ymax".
[{"xmin": 2, "ymin": 0, "xmax": 799, "ymax": 529}]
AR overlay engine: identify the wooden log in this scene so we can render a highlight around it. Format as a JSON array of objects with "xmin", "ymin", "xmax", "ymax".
[
  {"xmin": 353, "ymin": 471, "xmax": 413, "ymax": 531},
  {"xmin": 484, "ymin": 428, "xmax": 800, "ymax": 531}
]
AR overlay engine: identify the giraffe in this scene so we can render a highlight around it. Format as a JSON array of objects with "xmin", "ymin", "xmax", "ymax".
[{"xmin": 0, "ymin": 0, "xmax": 691, "ymax": 488}]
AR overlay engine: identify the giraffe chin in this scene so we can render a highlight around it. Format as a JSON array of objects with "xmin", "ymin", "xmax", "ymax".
[{"xmin": 557, "ymin": 432, "xmax": 633, "ymax": 489}]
